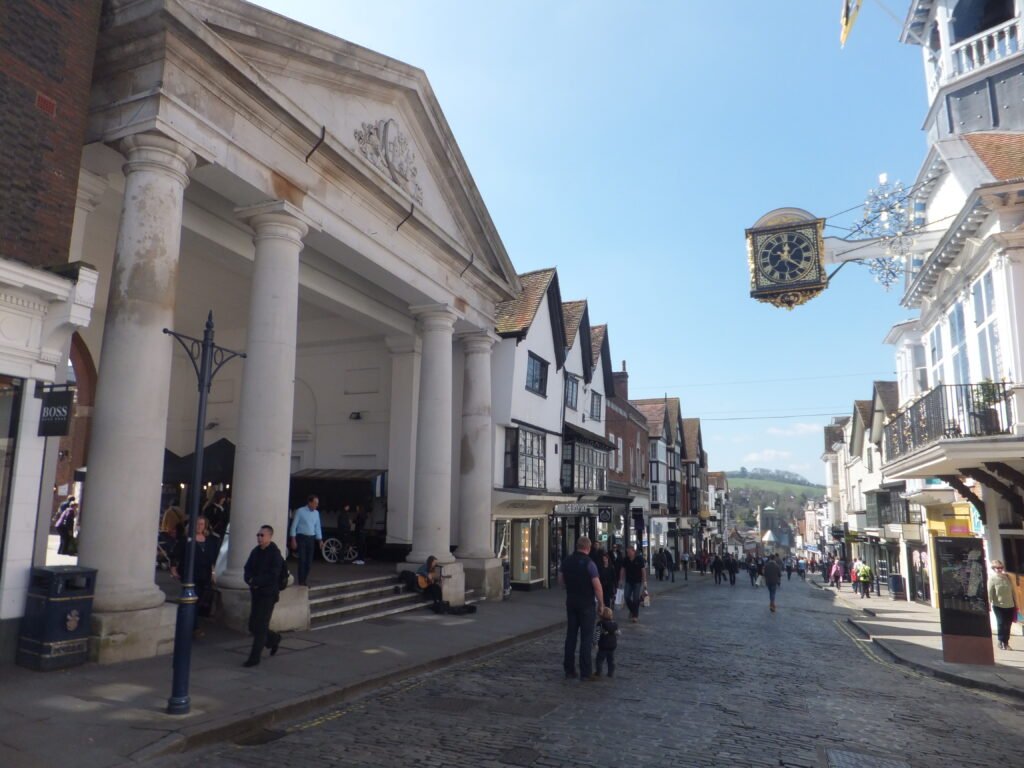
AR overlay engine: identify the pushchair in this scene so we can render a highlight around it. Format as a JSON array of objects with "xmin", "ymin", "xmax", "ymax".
[{"xmin": 156, "ymin": 533, "xmax": 174, "ymax": 571}]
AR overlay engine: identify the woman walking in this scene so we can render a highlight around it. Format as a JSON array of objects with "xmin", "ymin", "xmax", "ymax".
[
  {"xmin": 988, "ymin": 560, "xmax": 1018, "ymax": 650},
  {"xmin": 830, "ymin": 559, "xmax": 843, "ymax": 590},
  {"xmin": 597, "ymin": 551, "xmax": 617, "ymax": 609}
]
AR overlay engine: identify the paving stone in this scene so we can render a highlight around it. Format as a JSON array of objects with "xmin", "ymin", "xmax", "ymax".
[{"xmin": 150, "ymin": 577, "xmax": 1024, "ymax": 768}]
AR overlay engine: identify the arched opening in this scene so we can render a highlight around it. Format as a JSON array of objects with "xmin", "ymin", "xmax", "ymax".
[
  {"xmin": 48, "ymin": 332, "xmax": 96, "ymax": 555},
  {"xmin": 951, "ymin": 0, "xmax": 1014, "ymax": 43}
]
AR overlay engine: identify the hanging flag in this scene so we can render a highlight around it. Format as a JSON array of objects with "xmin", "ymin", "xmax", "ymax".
[{"xmin": 840, "ymin": 0, "xmax": 862, "ymax": 47}]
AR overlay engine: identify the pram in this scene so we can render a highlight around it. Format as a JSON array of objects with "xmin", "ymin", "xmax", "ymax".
[{"xmin": 156, "ymin": 532, "xmax": 174, "ymax": 571}]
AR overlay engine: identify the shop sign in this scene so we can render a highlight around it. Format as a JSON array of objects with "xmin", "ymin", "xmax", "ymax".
[
  {"xmin": 38, "ymin": 389, "xmax": 73, "ymax": 437},
  {"xmin": 598, "ymin": 507, "xmax": 612, "ymax": 523},
  {"xmin": 554, "ymin": 503, "xmax": 590, "ymax": 516},
  {"xmin": 935, "ymin": 537, "xmax": 990, "ymax": 639}
]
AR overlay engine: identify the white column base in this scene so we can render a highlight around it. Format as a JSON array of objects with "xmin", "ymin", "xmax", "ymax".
[
  {"xmin": 439, "ymin": 561, "xmax": 465, "ymax": 607},
  {"xmin": 458, "ymin": 556, "xmax": 502, "ymax": 600},
  {"xmin": 88, "ymin": 603, "xmax": 176, "ymax": 664},
  {"xmin": 216, "ymin": 587, "xmax": 310, "ymax": 634}
]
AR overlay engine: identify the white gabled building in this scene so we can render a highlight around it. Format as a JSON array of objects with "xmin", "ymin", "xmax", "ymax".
[{"xmin": 492, "ymin": 269, "xmax": 576, "ymax": 590}]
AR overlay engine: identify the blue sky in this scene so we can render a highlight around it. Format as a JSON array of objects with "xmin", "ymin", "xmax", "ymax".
[{"xmin": 249, "ymin": 0, "xmax": 926, "ymax": 482}]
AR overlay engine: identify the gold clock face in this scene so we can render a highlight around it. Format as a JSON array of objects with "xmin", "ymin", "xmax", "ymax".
[{"xmin": 756, "ymin": 230, "xmax": 817, "ymax": 284}]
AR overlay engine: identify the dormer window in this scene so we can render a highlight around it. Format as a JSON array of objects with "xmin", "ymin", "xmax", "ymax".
[{"xmin": 526, "ymin": 353, "xmax": 548, "ymax": 396}]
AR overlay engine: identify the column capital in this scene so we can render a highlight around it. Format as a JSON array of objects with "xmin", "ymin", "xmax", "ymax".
[
  {"xmin": 385, "ymin": 334, "xmax": 422, "ymax": 355},
  {"xmin": 411, "ymin": 303, "xmax": 460, "ymax": 332},
  {"xmin": 236, "ymin": 201, "xmax": 321, "ymax": 245},
  {"xmin": 458, "ymin": 329, "xmax": 498, "ymax": 355},
  {"xmin": 120, "ymin": 133, "xmax": 196, "ymax": 188}
]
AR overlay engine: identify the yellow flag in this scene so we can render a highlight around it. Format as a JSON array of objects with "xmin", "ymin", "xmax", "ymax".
[{"xmin": 840, "ymin": 0, "xmax": 862, "ymax": 47}]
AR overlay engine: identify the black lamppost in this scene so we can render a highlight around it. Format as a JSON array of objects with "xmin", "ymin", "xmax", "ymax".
[{"xmin": 164, "ymin": 312, "xmax": 245, "ymax": 715}]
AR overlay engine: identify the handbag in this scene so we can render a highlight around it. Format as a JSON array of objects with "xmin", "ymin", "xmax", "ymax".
[
  {"xmin": 642, "ymin": 590, "xmax": 651, "ymax": 608},
  {"xmin": 614, "ymin": 587, "xmax": 624, "ymax": 607},
  {"xmin": 756, "ymin": 574, "xmax": 765, "ymax": 588}
]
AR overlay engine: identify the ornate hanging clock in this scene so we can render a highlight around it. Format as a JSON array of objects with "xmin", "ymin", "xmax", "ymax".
[{"xmin": 746, "ymin": 209, "xmax": 827, "ymax": 309}]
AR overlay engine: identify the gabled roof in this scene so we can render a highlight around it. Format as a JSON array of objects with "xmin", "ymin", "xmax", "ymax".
[
  {"xmin": 562, "ymin": 301, "xmax": 587, "ymax": 350},
  {"xmin": 589, "ymin": 324, "xmax": 614, "ymax": 395},
  {"xmin": 495, "ymin": 269, "xmax": 555, "ymax": 336},
  {"xmin": 681, "ymin": 418, "xmax": 703, "ymax": 463},
  {"xmin": 823, "ymin": 424, "xmax": 845, "ymax": 454},
  {"xmin": 964, "ymin": 132, "xmax": 1024, "ymax": 182},
  {"xmin": 850, "ymin": 400, "xmax": 872, "ymax": 457},
  {"xmin": 853, "ymin": 400, "xmax": 872, "ymax": 426},
  {"xmin": 632, "ymin": 399, "xmax": 669, "ymax": 440},
  {"xmin": 494, "ymin": 268, "xmax": 566, "ymax": 369},
  {"xmin": 874, "ymin": 381, "xmax": 899, "ymax": 418},
  {"xmin": 562, "ymin": 301, "xmax": 593, "ymax": 384}
]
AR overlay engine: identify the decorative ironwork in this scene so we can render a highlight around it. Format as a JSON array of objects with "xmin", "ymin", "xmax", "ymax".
[
  {"xmin": 883, "ymin": 382, "xmax": 1014, "ymax": 462},
  {"xmin": 354, "ymin": 118, "xmax": 424, "ymax": 204},
  {"xmin": 849, "ymin": 173, "xmax": 914, "ymax": 290}
]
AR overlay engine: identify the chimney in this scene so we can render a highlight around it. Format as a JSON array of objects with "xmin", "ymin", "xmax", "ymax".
[{"xmin": 613, "ymin": 360, "xmax": 629, "ymax": 400}]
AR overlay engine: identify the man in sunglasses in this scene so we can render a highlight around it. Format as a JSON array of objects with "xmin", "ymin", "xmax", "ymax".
[{"xmin": 243, "ymin": 525, "xmax": 285, "ymax": 667}]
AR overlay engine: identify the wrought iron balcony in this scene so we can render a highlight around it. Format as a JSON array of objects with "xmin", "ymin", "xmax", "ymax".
[{"xmin": 883, "ymin": 382, "xmax": 1015, "ymax": 463}]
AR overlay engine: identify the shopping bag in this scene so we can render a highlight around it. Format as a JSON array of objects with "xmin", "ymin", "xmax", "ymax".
[
  {"xmin": 642, "ymin": 590, "xmax": 651, "ymax": 608},
  {"xmin": 614, "ymin": 587, "xmax": 624, "ymax": 607},
  {"xmin": 756, "ymin": 574, "xmax": 765, "ymax": 588}
]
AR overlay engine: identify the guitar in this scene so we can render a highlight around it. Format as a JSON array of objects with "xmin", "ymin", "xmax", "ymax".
[{"xmin": 417, "ymin": 573, "xmax": 432, "ymax": 590}]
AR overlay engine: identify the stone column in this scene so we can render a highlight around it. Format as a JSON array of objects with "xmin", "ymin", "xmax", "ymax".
[
  {"xmin": 385, "ymin": 335, "xmax": 421, "ymax": 547},
  {"xmin": 77, "ymin": 134, "xmax": 195, "ymax": 661},
  {"xmin": 408, "ymin": 305, "xmax": 458, "ymax": 566},
  {"xmin": 219, "ymin": 203, "xmax": 315, "ymax": 615},
  {"xmin": 456, "ymin": 331, "xmax": 501, "ymax": 598}
]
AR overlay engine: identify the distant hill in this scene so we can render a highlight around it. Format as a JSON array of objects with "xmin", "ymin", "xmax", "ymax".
[
  {"xmin": 724, "ymin": 473, "xmax": 826, "ymax": 528},
  {"xmin": 726, "ymin": 468, "xmax": 819, "ymax": 487}
]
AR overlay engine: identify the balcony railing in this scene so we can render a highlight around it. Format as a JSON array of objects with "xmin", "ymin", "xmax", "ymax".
[
  {"xmin": 950, "ymin": 18, "xmax": 1022, "ymax": 78},
  {"xmin": 883, "ymin": 382, "xmax": 1015, "ymax": 463}
]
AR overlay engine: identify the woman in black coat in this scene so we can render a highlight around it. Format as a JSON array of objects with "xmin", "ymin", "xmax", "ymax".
[{"xmin": 597, "ymin": 551, "xmax": 617, "ymax": 609}]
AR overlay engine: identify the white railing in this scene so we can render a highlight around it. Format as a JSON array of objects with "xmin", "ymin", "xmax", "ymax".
[{"xmin": 949, "ymin": 18, "xmax": 1022, "ymax": 79}]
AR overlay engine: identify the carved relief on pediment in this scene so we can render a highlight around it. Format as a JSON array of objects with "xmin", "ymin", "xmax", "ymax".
[{"xmin": 354, "ymin": 118, "xmax": 423, "ymax": 204}]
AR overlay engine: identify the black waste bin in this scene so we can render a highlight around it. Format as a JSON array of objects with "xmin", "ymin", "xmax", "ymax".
[
  {"xmin": 16, "ymin": 566, "xmax": 97, "ymax": 671},
  {"xmin": 887, "ymin": 573, "xmax": 906, "ymax": 600}
]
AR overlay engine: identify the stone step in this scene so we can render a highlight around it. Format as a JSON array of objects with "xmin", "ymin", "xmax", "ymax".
[
  {"xmin": 308, "ymin": 574, "xmax": 400, "ymax": 599},
  {"xmin": 310, "ymin": 591, "xmax": 425, "ymax": 629},
  {"xmin": 309, "ymin": 582, "xmax": 407, "ymax": 611}
]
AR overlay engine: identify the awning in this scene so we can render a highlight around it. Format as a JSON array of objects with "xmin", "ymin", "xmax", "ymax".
[{"xmin": 291, "ymin": 468, "xmax": 385, "ymax": 480}]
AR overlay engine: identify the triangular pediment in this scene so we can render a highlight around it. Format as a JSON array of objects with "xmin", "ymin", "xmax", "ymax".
[{"xmin": 184, "ymin": 0, "xmax": 517, "ymax": 291}]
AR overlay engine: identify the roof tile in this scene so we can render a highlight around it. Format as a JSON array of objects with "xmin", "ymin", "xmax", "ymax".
[
  {"xmin": 964, "ymin": 132, "xmax": 1024, "ymax": 181},
  {"xmin": 494, "ymin": 269, "xmax": 555, "ymax": 336}
]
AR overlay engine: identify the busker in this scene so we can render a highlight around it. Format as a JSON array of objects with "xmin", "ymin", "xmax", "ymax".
[
  {"xmin": 242, "ymin": 524, "xmax": 284, "ymax": 667},
  {"xmin": 559, "ymin": 536, "xmax": 603, "ymax": 681}
]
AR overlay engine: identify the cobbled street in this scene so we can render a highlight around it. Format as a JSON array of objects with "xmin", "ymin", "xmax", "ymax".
[{"xmin": 153, "ymin": 576, "xmax": 1024, "ymax": 768}]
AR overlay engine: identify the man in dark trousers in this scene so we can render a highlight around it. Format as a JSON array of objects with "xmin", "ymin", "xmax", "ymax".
[
  {"xmin": 764, "ymin": 553, "xmax": 783, "ymax": 613},
  {"xmin": 243, "ymin": 524, "xmax": 284, "ymax": 667},
  {"xmin": 559, "ymin": 536, "xmax": 604, "ymax": 681}
]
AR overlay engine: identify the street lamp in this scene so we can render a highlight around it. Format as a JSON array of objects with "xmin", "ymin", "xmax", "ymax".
[{"xmin": 164, "ymin": 312, "xmax": 245, "ymax": 716}]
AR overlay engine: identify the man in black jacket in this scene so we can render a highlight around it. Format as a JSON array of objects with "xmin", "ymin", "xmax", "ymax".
[{"xmin": 243, "ymin": 524, "xmax": 284, "ymax": 667}]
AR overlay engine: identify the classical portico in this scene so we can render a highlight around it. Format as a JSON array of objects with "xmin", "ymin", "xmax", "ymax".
[{"xmin": 65, "ymin": 0, "xmax": 519, "ymax": 660}]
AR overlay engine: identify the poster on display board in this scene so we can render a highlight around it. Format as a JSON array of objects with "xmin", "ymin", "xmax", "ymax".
[{"xmin": 935, "ymin": 537, "xmax": 990, "ymax": 637}]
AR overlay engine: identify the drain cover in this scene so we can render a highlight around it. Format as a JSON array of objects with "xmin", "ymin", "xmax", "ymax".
[
  {"xmin": 498, "ymin": 746, "xmax": 540, "ymax": 766},
  {"xmin": 824, "ymin": 749, "xmax": 911, "ymax": 768}
]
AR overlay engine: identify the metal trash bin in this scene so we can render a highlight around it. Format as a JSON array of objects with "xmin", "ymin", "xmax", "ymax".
[
  {"xmin": 16, "ymin": 566, "xmax": 97, "ymax": 670},
  {"xmin": 887, "ymin": 573, "xmax": 906, "ymax": 601}
]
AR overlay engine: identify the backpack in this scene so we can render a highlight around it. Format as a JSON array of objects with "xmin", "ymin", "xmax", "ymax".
[{"xmin": 278, "ymin": 555, "xmax": 291, "ymax": 591}]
